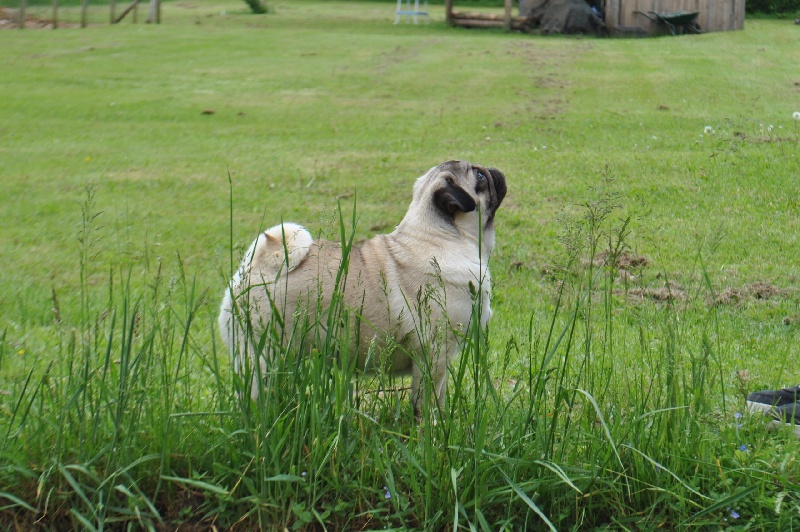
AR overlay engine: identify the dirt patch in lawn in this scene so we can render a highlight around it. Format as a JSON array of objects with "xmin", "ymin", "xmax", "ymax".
[
  {"xmin": 626, "ymin": 282, "xmax": 687, "ymax": 304},
  {"xmin": 0, "ymin": 7, "xmax": 67, "ymax": 29},
  {"xmin": 712, "ymin": 282, "xmax": 786, "ymax": 306},
  {"xmin": 537, "ymin": 249, "xmax": 789, "ymax": 308},
  {"xmin": 624, "ymin": 281, "xmax": 789, "ymax": 307},
  {"xmin": 589, "ymin": 250, "xmax": 650, "ymax": 270}
]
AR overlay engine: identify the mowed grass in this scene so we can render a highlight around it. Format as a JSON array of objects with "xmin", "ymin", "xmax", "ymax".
[{"xmin": 1, "ymin": 1, "xmax": 800, "ymax": 528}]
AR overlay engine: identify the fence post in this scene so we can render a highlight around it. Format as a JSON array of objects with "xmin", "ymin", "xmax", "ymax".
[
  {"xmin": 52, "ymin": 0, "xmax": 58, "ymax": 28},
  {"xmin": 81, "ymin": 0, "xmax": 87, "ymax": 27},
  {"xmin": 147, "ymin": 0, "xmax": 159, "ymax": 23},
  {"xmin": 503, "ymin": 0, "xmax": 511, "ymax": 31},
  {"xmin": 19, "ymin": 0, "xmax": 26, "ymax": 29}
]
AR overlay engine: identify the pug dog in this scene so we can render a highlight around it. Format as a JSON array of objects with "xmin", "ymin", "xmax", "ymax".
[{"xmin": 219, "ymin": 160, "xmax": 506, "ymax": 414}]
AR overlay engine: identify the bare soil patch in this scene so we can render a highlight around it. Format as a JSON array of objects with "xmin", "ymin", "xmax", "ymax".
[
  {"xmin": 0, "ymin": 7, "xmax": 63, "ymax": 29},
  {"xmin": 712, "ymin": 281, "xmax": 786, "ymax": 305},
  {"xmin": 590, "ymin": 250, "xmax": 650, "ymax": 270},
  {"xmin": 624, "ymin": 281, "xmax": 789, "ymax": 306},
  {"xmin": 626, "ymin": 282, "xmax": 687, "ymax": 303},
  {"xmin": 541, "ymin": 248, "xmax": 789, "ymax": 308}
]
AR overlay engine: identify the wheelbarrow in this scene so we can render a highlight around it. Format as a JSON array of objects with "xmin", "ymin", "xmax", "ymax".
[{"xmin": 635, "ymin": 11, "xmax": 701, "ymax": 35}]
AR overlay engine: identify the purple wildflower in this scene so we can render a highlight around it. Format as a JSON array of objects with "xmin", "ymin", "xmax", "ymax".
[
  {"xmin": 731, "ymin": 510, "xmax": 740, "ymax": 519},
  {"xmin": 739, "ymin": 444, "xmax": 747, "ymax": 452}
]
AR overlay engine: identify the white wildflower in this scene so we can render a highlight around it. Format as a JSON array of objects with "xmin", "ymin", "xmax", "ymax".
[
  {"xmin": 704, "ymin": 126, "xmax": 714, "ymax": 135},
  {"xmin": 793, "ymin": 111, "xmax": 800, "ymax": 121}
]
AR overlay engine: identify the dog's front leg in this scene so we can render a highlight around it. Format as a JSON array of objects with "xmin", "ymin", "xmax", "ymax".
[{"xmin": 410, "ymin": 357, "xmax": 448, "ymax": 420}]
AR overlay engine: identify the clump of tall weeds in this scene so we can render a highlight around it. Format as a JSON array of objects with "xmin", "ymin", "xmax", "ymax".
[{"xmin": 1, "ymin": 179, "xmax": 797, "ymax": 530}]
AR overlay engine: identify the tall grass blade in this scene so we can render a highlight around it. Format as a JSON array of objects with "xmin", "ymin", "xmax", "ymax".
[
  {"xmin": 161, "ymin": 475, "xmax": 230, "ymax": 496},
  {"xmin": 0, "ymin": 491, "xmax": 36, "ymax": 512},
  {"xmin": 682, "ymin": 486, "xmax": 757, "ymax": 524},
  {"xmin": 498, "ymin": 468, "xmax": 557, "ymax": 531},
  {"xmin": 620, "ymin": 444, "xmax": 708, "ymax": 501},
  {"xmin": 70, "ymin": 509, "xmax": 100, "ymax": 532}
]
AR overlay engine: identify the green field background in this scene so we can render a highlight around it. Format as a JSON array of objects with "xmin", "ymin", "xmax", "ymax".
[{"xmin": 1, "ymin": 1, "xmax": 799, "ymax": 528}]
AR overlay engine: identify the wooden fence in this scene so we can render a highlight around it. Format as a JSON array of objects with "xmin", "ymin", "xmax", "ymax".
[
  {"xmin": 604, "ymin": 0, "xmax": 745, "ymax": 34},
  {"xmin": 7, "ymin": 0, "xmax": 160, "ymax": 28}
]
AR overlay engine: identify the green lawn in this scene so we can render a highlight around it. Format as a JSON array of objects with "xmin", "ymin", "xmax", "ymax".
[{"xmin": 1, "ymin": 1, "xmax": 799, "ymax": 528}]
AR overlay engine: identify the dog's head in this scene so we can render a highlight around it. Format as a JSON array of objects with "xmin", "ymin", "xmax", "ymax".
[
  {"xmin": 432, "ymin": 160, "xmax": 506, "ymax": 228},
  {"xmin": 409, "ymin": 160, "xmax": 506, "ymax": 235}
]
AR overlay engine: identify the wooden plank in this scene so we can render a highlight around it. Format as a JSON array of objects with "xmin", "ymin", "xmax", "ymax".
[
  {"xmin": 710, "ymin": 0, "xmax": 718, "ymax": 31},
  {"xmin": 724, "ymin": 0, "xmax": 737, "ymax": 30},
  {"xmin": 452, "ymin": 18, "xmax": 503, "ymax": 27},
  {"xmin": 700, "ymin": 0, "xmax": 708, "ymax": 31},
  {"xmin": 629, "ymin": 0, "xmax": 649, "ymax": 29},
  {"xmin": 112, "ymin": 0, "xmax": 139, "ymax": 23},
  {"xmin": 451, "ymin": 12, "xmax": 527, "ymax": 22},
  {"xmin": 737, "ymin": 0, "xmax": 745, "ymax": 29},
  {"xmin": 696, "ymin": 0, "xmax": 707, "ymax": 31},
  {"xmin": 604, "ymin": 0, "xmax": 620, "ymax": 29},
  {"xmin": 451, "ymin": 11, "xmax": 524, "ymax": 21},
  {"xmin": 451, "ymin": 16, "xmax": 526, "ymax": 29}
]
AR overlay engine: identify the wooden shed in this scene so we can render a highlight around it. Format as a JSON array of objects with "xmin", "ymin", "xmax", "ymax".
[{"xmin": 604, "ymin": 0, "xmax": 745, "ymax": 35}]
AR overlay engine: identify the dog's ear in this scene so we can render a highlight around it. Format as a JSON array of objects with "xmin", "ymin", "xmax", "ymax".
[
  {"xmin": 488, "ymin": 168, "xmax": 507, "ymax": 203},
  {"xmin": 488, "ymin": 168, "xmax": 505, "ymax": 184},
  {"xmin": 434, "ymin": 183, "xmax": 477, "ymax": 217}
]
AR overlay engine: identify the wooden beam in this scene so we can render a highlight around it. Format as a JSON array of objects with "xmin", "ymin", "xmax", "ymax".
[
  {"xmin": 452, "ymin": 11, "xmax": 507, "ymax": 20},
  {"xmin": 450, "ymin": 15, "xmax": 527, "ymax": 30},
  {"xmin": 454, "ymin": 18, "xmax": 504, "ymax": 28},
  {"xmin": 112, "ymin": 0, "xmax": 139, "ymax": 23},
  {"xmin": 451, "ymin": 11, "xmax": 526, "ymax": 22}
]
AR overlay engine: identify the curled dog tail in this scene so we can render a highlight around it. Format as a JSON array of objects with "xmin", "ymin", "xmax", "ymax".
[{"xmin": 253, "ymin": 222, "xmax": 313, "ymax": 275}]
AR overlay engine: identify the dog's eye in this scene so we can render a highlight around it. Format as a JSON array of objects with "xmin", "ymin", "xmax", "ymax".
[{"xmin": 476, "ymin": 170, "xmax": 487, "ymax": 182}]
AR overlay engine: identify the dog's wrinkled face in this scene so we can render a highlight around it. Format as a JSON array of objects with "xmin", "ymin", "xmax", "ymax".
[{"xmin": 427, "ymin": 160, "xmax": 507, "ymax": 229}]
